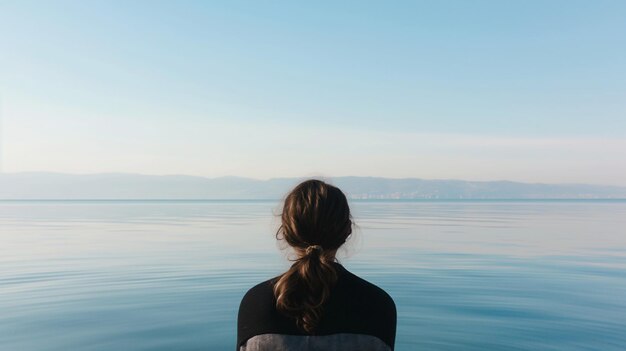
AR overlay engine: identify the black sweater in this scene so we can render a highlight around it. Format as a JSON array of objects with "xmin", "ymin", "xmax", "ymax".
[{"xmin": 237, "ymin": 262, "xmax": 396, "ymax": 350}]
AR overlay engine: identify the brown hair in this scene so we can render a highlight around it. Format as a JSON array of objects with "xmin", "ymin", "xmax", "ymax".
[{"xmin": 273, "ymin": 179, "xmax": 353, "ymax": 333}]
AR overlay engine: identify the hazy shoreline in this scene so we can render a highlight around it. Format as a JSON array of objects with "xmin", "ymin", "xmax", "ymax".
[{"xmin": 1, "ymin": 172, "xmax": 626, "ymax": 200}]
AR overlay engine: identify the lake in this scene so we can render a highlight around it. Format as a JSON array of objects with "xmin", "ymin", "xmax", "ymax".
[{"xmin": 1, "ymin": 200, "xmax": 625, "ymax": 350}]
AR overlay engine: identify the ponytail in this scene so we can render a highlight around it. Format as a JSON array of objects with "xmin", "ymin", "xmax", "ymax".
[{"xmin": 273, "ymin": 245, "xmax": 338, "ymax": 333}]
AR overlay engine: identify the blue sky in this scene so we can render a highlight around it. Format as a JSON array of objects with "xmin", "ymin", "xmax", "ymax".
[{"xmin": 1, "ymin": 1, "xmax": 625, "ymax": 185}]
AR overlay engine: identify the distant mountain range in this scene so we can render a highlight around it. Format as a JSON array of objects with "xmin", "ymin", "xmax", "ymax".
[{"xmin": 0, "ymin": 172, "xmax": 625, "ymax": 200}]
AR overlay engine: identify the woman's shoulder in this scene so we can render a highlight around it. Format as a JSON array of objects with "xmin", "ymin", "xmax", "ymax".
[
  {"xmin": 322, "ymin": 262, "xmax": 397, "ymax": 349},
  {"xmin": 237, "ymin": 274, "xmax": 305, "ymax": 350},
  {"xmin": 238, "ymin": 276, "xmax": 281, "ymax": 319},
  {"xmin": 334, "ymin": 263, "xmax": 396, "ymax": 308},
  {"xmin": 240, "ymin": 277, "xmax": 275, "ymax": 302}
]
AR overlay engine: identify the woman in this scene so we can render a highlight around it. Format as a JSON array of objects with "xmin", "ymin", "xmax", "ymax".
[{"xmin": 237, "ymin": 179, "xmax": 397, "ymax": 351}]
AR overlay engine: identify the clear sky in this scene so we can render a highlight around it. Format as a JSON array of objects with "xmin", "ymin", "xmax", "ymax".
[{"xmin": 1, "ymin": 1, "xmax": 625, "ymax": 185}]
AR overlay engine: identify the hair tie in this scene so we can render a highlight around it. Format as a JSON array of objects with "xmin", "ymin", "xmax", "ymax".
[{"xmin": 305, "ymin": 245, "xmax": 323, "ymax": 255}]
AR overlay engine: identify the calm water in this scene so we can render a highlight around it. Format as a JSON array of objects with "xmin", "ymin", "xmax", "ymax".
[{"xmin": 1, "ymin": 200, "xmax": 626, "ymax": 350}]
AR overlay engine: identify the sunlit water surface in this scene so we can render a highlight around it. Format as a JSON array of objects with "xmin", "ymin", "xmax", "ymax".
[{"xmin": 1, "ymin": 200, "xmax": 625, "ymax": 350}]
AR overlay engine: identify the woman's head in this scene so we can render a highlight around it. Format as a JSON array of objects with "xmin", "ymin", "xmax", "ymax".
[
  {"xmin": 278, "ymin": 179, "xmax": 352, "ymax": 258},
  {"xmin": 273, "ymin": 179, "xmax": 353, "ymax": 333}
]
